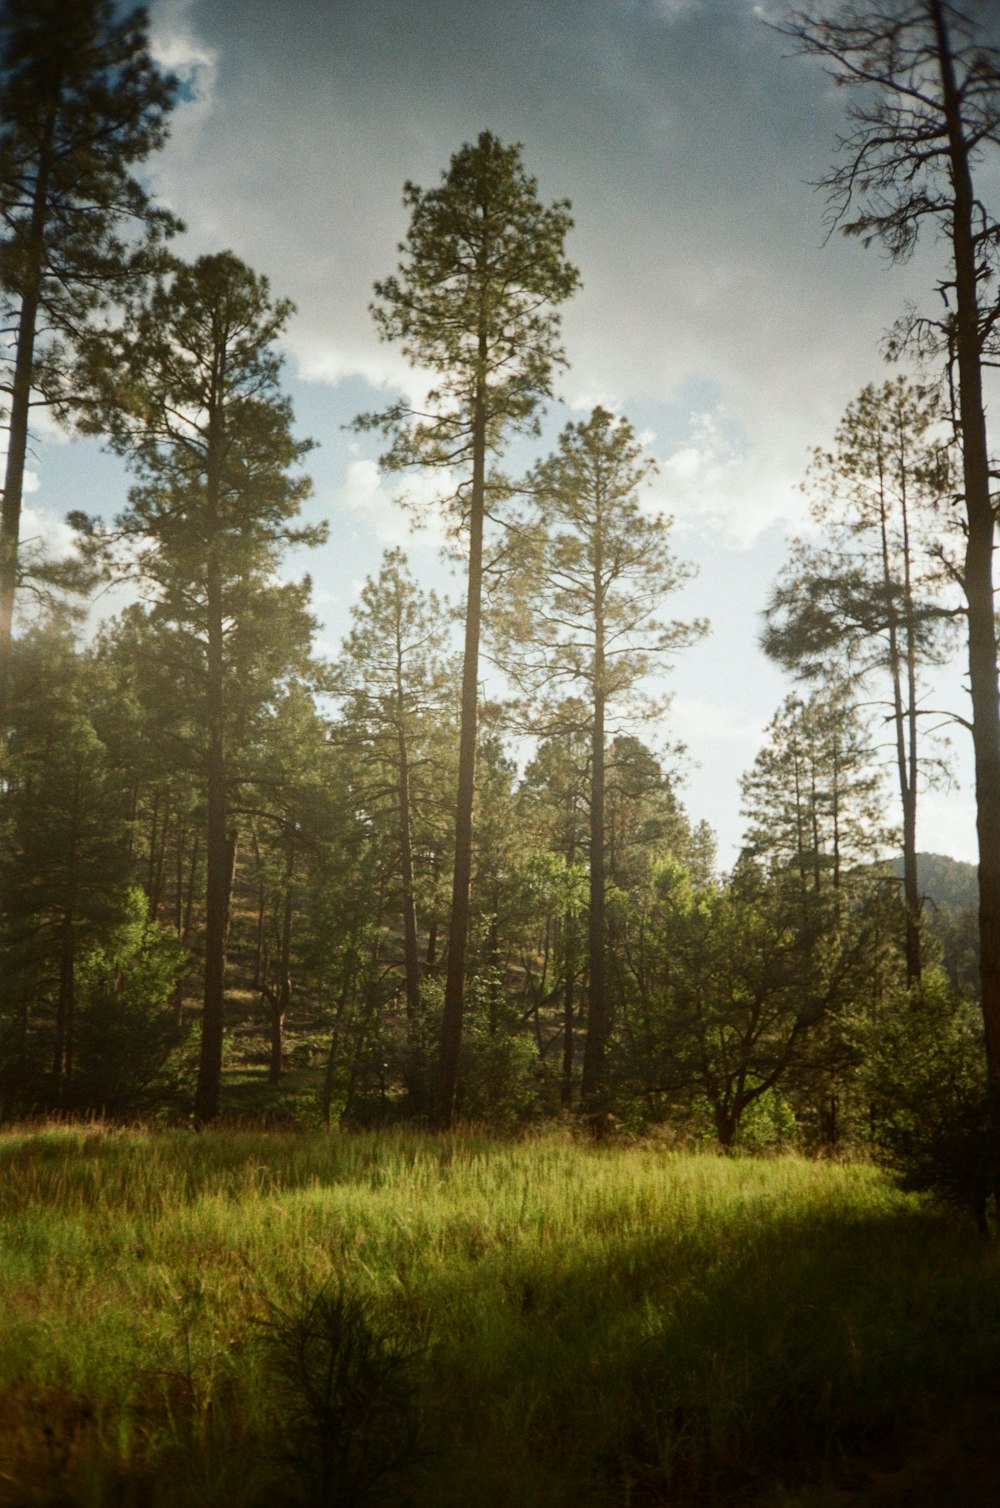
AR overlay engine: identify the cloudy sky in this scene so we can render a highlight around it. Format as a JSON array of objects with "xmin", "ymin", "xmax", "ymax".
[{"xmin": 28, "ymin": 0, "xmax": 993, "ymax": 863}]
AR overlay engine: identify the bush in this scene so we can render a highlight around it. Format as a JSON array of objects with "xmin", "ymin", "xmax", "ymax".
[
  {"xmin": 258, "ymin": 1282, "xmax": 425, "ymax": 1507},
  {"xmin": 69, "ymin": 894, "xmax": 187, "ymax": 1113},
  {"xmin": 860, "ymin": 971, "xmax": 999, "ymax": 1234}
]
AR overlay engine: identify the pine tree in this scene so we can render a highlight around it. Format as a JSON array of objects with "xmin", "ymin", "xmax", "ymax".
[
  {"xmin": 0, "ymin": 625, "xmax": 134, "ymax": 1102},
  {"xmin": 781, "ymin": 0, "xmax": 1000, "ymax": 1192},
  {"xmin": 499, "ymin": 407, "xmax": 705, "ymax": 1116},
  {"xmin": 763, "ymin": 377, "xmax": 957, "ymax": 980},
  {"xmin": 0, "ymin": 0, "xmax": 178, "ymax": 714},
  {"xmin": 94, "ymin": 251, "xmax": 324, "ymax": 1124},
  {"xmin": 741, "ymin": 689, "xmax": 892, "ymax": 902},
  {"xmin": 335, "ymin": 550, "xmax": 456, "ymax": 1044},
  {"xmin": 361, "ymin": 132, "xmax": 578, "ymax": 1126}
]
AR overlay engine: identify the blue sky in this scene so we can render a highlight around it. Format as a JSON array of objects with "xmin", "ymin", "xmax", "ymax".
[{"xmin": 22, "ymin": 0, "xmax": 993, "ymax": 865}]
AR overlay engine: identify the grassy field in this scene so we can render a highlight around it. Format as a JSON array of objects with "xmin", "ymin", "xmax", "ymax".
[{"xmin": 1, "ymin": 1125, "xmax": 998, "ymax": 1507}]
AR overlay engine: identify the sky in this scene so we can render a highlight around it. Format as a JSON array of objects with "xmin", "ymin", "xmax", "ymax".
[{"xmin": 24, "ymin": 0, "xmax": 996, "ymax": 866}]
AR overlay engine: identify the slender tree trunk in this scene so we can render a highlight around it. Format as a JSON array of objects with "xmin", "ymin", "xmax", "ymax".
[
  {"xmin": 932, "ymin": 1, "xmax": 1000, "ymax": 1117},
  {"xmin": 437, "ymin": 371, "xmax": 487, "ymax": 1128},
  {"xmin": 254, "ymin": 880, "xmax": 267, "ymax": 990},
  {"xmin": 194, "ymin": 451, "xmax": 228, "ymax": 1124},
  {"xmin": 322, "ymin": 953, "xmax": 357, "ymax": 1130},
  {"xmin": 561, "ymin": 916, "xmax": 575, "ymax": 1109},
  {"xmin": 396, "ymin": 710, "xmax": 421, "ymax": 1029},
  {"xmin": 171, "ymin": 830, "xmax": 187, "ymax": 1023},
  {"xmin": 183, "ymin": 834, "xmax": 199, "ymax": 945},
  {"xmin": 269, "ymin": 842, "xmax": 294, "ymax": 1085},
  {"xmin": 425, "ymin": 847, "xmax": 440, "ymax": 971},
  {"xmin": 145, "ymin": 789, "xmax": 161, "ymax": 902},
  {"xmin": 486, "ymin": 896, "xmax": 501, "ymax": 1035},
  {"xmin": 53, "ymin": 768, "xmax": 81, "ymax": 1099},
  {"xmin": 54, "ymin": 918, "xmax": 75, "ymax": 1097},
  {"xmin": 581, "ymin": 577, "xmax": 607, "ymax": 1117},
  {"xmin": 223, "ymin": 827, "xmax": 239, "ymax": 946},
  {"xmin": 878, "ymin": 430, "xmax": 922, "ymax": 983},
  {"xmin": 150, "ymin": 803, "xmax": 170, "ymax": 920},
  {"xmin": 0, "ymin": 113, "xmax": 52, "ymax": 727},
  {"xmin": 899, "ymin": 432, "xmax": 923, "ymax": 983}
]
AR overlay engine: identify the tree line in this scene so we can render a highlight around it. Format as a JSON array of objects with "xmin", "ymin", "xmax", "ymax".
[{"xmin": 0, "ymin": 0, "xmax": 998, "ymax": 1211}]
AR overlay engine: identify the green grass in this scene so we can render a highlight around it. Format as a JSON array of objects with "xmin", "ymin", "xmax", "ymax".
[{"xmin": 1, "ymin": 1125, "xmax": 997, "ymax": 1506}]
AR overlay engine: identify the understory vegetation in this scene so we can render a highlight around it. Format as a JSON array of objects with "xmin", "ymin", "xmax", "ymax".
[{"xmin": 2, "ymin": 1124, "xmax": 999, "ymax": 1507}]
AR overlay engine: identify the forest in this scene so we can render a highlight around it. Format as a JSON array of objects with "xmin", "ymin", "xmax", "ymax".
[
  {"xmin": 2, "ymin": 2, "xmax": 1000, "ymax": 1502},
  {"xmin": 0, "ymin": 0, "xmax": 996, "ymax": 1184}
]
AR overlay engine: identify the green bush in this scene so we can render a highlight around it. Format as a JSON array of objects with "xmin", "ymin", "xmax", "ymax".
[
  {"xmin": 258, "ymin": 1282, "xmax": 425, "ymax": 1507},
  {"xmin": 69, "ymin": 893, "xmax": 187, "ymax": 1114},
  {"xmin": 860, "ymin": 971, "xmax": 999, "ymax": 1234}
]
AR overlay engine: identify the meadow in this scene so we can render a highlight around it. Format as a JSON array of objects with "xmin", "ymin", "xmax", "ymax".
[{"xmin": 1, "ymin": 1125, "xmax": 998, "ymax": 1507}]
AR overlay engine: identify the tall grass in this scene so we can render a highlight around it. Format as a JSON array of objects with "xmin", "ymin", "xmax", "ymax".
[{"xmin": 1, "ymin": 1123, "xmax": 996, "ymax": 1505}]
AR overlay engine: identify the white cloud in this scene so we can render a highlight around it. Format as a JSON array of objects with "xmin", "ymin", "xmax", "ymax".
[
  {"xmin": 19, "ymin": 505, "xmax": 78, "ymax": 560},
  {"xmin": 326, "ymin": 448, "xmax": 457, "ymax": 555},
  {"xmin": 672, "ymin": 694, "xmax": 765, "ymax": 749},
  {"xmin": 149, "ymin": 0, "xmax": 219, "ymax": 156}
]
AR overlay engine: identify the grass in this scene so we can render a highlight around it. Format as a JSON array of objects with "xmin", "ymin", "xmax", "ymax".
[{"xmin": 1, "ymin": 1124, "xmax": 998, "ymax": 1505}]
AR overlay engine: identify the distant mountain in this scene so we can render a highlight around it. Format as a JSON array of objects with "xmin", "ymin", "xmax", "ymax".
[{"xmin": 889, "ymin": 852, "xmax": 978, "ymax": 911}]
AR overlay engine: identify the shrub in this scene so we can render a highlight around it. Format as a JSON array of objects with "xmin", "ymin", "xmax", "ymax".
[
  {"xmin": 860, "ymin": 971, "xmax": 999, "ymax": 1234},
  {"xmin": 258, "ymin": 1282, "xmax": 425, "ymax": 1506}
]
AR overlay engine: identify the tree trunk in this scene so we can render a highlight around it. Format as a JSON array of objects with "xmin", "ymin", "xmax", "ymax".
[
  {"xmin": 932, "ymin": 1, "xmax": 1000, "ymax": 1118},
  {"xmin": 194, "ymin": 482, "xmax": 227, "ymax": 1125},
  {"xmin": 878, "ymin": 427, "xmax": 922, "ymax": 983},
  {"xmin": 0, "ymin": 110, "xmax": 53, "ymax": 726},
  {"xmin": 560, "ymin": 916, "xmax": 575, "ymax": 1108},
  {"xmin": 714, "ymin": 1103, "xmax": 738, "ymax": 1152},
  {"xmin": 396, "ymin": 708, "xmax": 421, "ymax": 1030},
  {"xmin": 269, "ymin": 841, "xmax": 294, "ymax": 1085},
  {"xmin": 183, "ymin": 833, "xmax": 200, "ymax": 945},
  {"xmin": 54, "ymin": 917, "xmax": 75, "ymax": 1099},
  {"xmin": 581, "ymin": 583, "xmax": 607, "ymax": 1116},
  {"xmin": 437, "ymin": 370, "xmax": 487, "ymax": 1128}
]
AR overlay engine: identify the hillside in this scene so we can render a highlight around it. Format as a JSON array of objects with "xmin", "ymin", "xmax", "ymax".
[{"xmin": 890, "ymin": 852, "xmax": 979, "ymax": 911}]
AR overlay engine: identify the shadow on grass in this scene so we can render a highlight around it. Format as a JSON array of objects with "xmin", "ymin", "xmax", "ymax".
[{"xmin": 398, "ymin": 1204, "xmax": 1000, "ymax": 1507}]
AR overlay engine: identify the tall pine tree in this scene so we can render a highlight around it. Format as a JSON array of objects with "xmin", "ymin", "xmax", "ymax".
[
  {"xmin": 361, "ymin": 133, "xmax": 578, "ymax": 1126},
  {"xmin": 93, "ymin": 251, "xmax": 324, "ymax": 1124},
  {"xmin": 0, "ymin": 0, "xmax": 177, "ymax": 715}
]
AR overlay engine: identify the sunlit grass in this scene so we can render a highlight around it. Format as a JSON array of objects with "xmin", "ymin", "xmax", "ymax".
[{"xmin": 1, "ymin": 1124, "xmax": 997, "ymax": 1505}]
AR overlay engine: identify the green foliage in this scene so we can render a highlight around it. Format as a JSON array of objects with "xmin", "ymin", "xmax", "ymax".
[
  {"xmin": 362, "ymin": 130, "xmax": 579, "ymax": 484},
  {"xmin": 763, "ymin": 377, "xmax": 955, "ymax": 687},
  {"xmin": 69, "ymin": 888, "xmax": 186, "ymax": 1113},
  {"xmin": 0, "ymin": 0, "xmax": 179, "ymax": 659},
  {"xmin": 613, "ymin": 857, "xmax": 887, "ymax": 1147},
  {"xmin": 259, "ymin": 1282, "xmax": 424, "ymax": 1507},
  {"xmin": 496, "ymin": 407, "xmax": 706, "ymax": 723},
  {"xmin": 741, "ymin": 687, "xmax": 892, "ymax": 889},
  {"xmin": 0, "ymin": 0, "xmax": 178, "ymax": 315},
  {"xmin": 861, "ymin": 972, "xmax": 999, "ymax": 1232},
  {"xmin": 458, "ymin": 970, "xmax": 540, "ymax": 1125}
]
